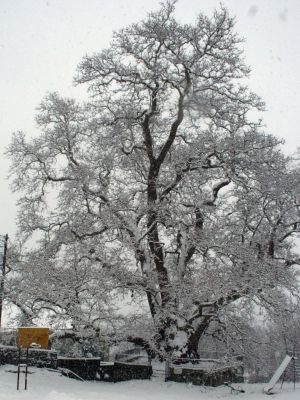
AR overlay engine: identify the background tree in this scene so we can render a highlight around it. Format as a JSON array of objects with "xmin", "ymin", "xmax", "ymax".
[
  {"xmin": 7, "ymin": 1, "xmax": 300, "ymax": 359},
  {"xmin": 5, "ymin": 240, "xmax": 119, "ymax": 356}
]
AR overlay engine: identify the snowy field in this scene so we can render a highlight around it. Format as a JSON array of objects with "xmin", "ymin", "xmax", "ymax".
[{"xmin": 0, "ymin": 365, "xmax": 299, "ymax": 400}]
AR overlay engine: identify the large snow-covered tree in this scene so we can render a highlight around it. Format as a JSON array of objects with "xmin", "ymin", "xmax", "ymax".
[{"xmin": 7, "ymin": 1, "xmax": 300, "ymax": 358}]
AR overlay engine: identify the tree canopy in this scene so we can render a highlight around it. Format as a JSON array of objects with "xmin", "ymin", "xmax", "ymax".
[{"xmin": 6, "ymin": 1, "xmax": 300, "ymax": 358}]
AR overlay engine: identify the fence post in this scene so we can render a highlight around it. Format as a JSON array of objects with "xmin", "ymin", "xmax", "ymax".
[
  {"xmin": 0, "ymin": 234, "xmax": 8, "ymax": 328},
  {"xmin": 165, "ymin": 358, "xmax": 170, "ymax": 381}
]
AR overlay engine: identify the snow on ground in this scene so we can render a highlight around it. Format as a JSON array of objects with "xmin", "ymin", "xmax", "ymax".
[{"xmin": 0, "ymin": 365, "xmax": 299, "ymax": 400}]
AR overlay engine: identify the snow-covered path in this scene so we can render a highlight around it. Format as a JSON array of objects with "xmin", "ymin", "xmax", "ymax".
[{"xmin": 0, "ymin": 365, "xmax": 299, "ymax": 400}]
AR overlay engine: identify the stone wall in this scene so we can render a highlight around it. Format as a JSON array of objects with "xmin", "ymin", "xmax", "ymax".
[
  {"xmin": 168, "ymin": 365, "xmax": 244, "ymax": 386},
  {"xmin": 58, "ymin": 358, "xmax": 152, "ymax": 382},
  {"xmin": 113, "ymin": 362, "xmax": 152, "ymax": 382},
  {"xmin": 0, "ymin": 345, "xmax": 57, "ymax": 369},
  {"xmin": 57, "ymin": 357, "xmax": 101, "ymax": 380}
]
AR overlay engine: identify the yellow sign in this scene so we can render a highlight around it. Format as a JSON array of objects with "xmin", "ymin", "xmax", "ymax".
[{"xmin": 17, "ymin": 327, "xmax": 49, "ymax": 349}]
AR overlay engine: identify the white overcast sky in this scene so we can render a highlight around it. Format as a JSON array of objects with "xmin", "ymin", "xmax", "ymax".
[{"xmin": 1, "ymin": 0, "xmax": 300, "ymax": 237}]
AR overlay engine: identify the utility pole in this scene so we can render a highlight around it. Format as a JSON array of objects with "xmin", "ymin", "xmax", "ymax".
[{"xmin": 0, "ymin": 234, "xmax": 8, "ymax": 328}]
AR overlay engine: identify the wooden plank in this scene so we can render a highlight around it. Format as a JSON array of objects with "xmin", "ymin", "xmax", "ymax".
[{"xmin": 263, "ymin": 355, "xmax": 292, "ymax": 394}]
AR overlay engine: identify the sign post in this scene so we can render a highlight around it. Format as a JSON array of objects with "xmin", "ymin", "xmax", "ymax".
[{"xmin": 16, "ymin": 327, "xmax": 49, "ymax": 390}]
